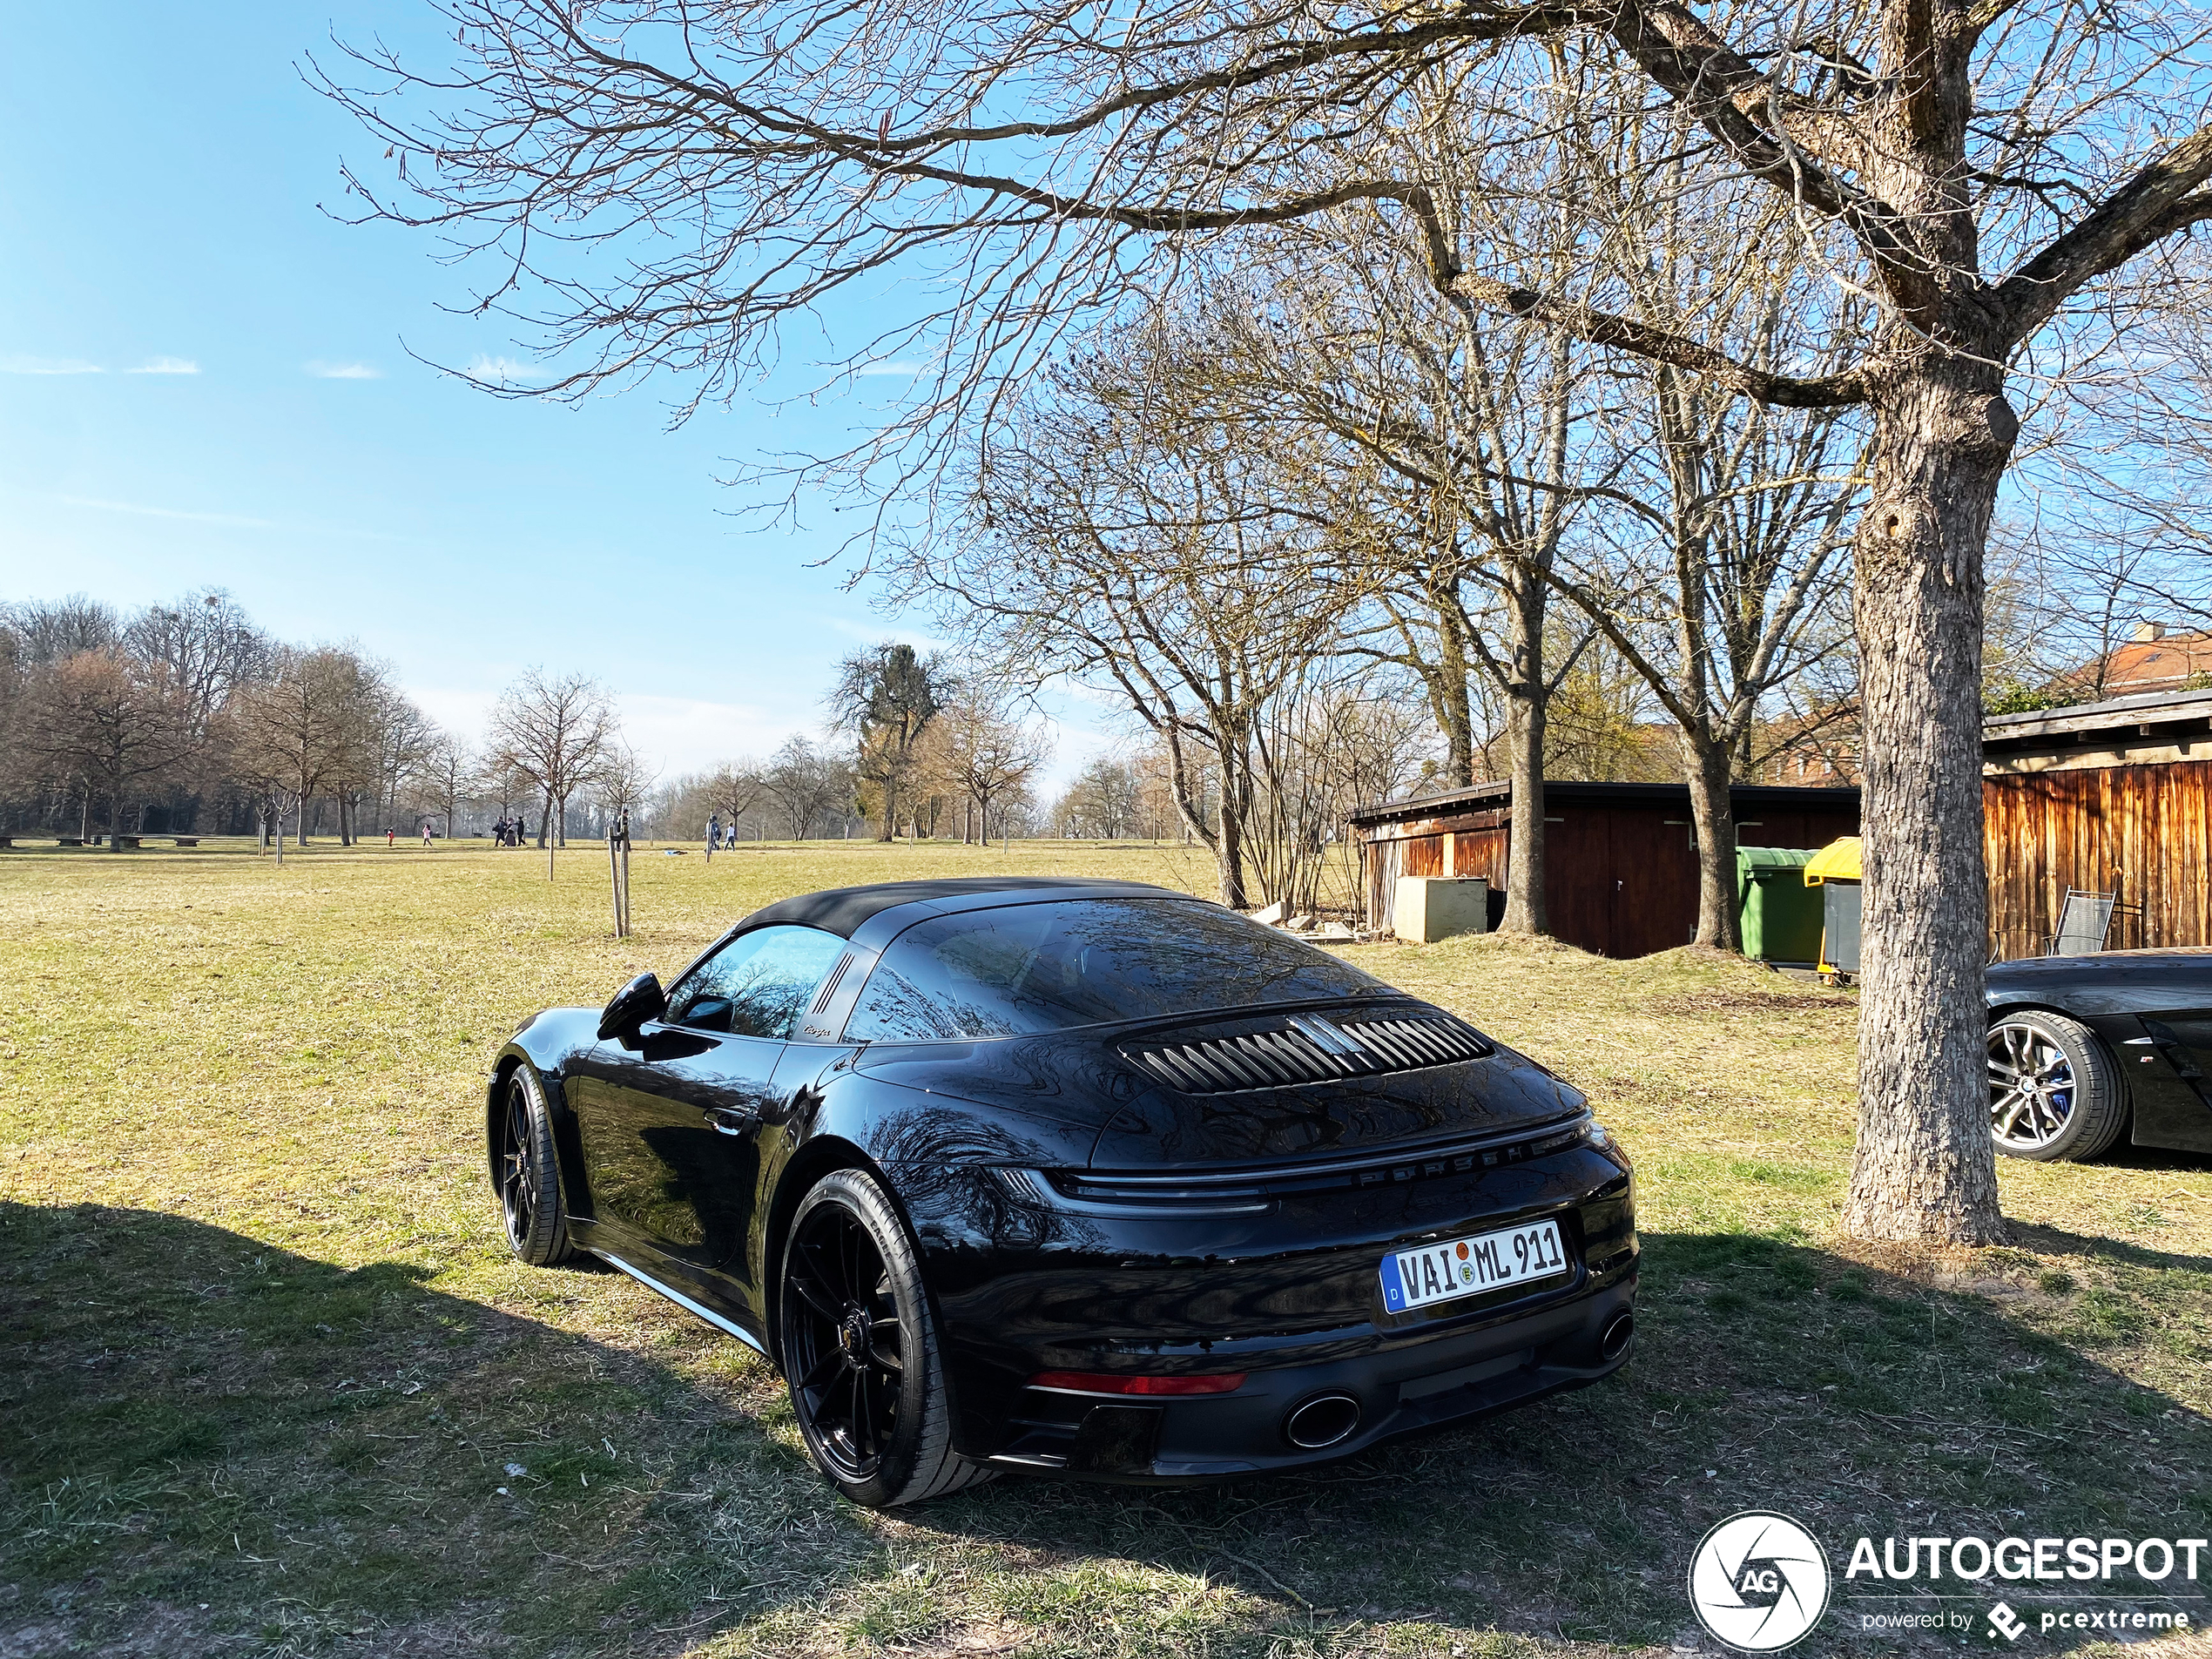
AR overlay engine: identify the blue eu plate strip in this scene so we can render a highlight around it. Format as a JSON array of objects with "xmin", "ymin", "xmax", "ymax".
[{"xmin": 1379, "ymin": 1251, "xmax": 1406, "ymax": 1312}]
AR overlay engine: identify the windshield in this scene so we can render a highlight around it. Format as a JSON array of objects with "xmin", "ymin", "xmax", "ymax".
[{"xmin": 841, "ymin": 897, "xmax": 1386, "ymax": 1040}]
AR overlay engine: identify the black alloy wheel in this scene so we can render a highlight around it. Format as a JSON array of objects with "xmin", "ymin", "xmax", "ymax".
[
  {"xmin": 498, "ymin": 1063, "xmax": 576, "ymax": 1265},
  {"xmin": 778, "ymin": 1169, "xmax": 989, "ymax": 1507}
]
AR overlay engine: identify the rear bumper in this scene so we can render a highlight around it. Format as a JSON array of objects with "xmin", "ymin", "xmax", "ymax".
[{"xmin": 981, "ymin": 1266, "xmax": 1637, "ymax": 1481}]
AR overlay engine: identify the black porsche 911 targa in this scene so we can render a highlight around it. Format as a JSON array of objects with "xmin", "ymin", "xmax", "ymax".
[{"xmin": 489, "ymin": 878, "xmax": 1638, "ymax": 1507}]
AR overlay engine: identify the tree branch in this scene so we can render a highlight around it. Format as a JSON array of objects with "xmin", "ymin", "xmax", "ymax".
[{"xmin": 1993, "ymin": 125, "xmax": 2212, "ymax": 340}]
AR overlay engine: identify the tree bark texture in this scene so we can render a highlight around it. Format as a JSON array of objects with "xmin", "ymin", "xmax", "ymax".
[
  {"xmin": 1497, "ymin": 573, "xmax": 1548, "ymax": 934},
  {"xmin": 1680, "ymin": 729, "xmax": 1742, "ymax": 952},
  {"xmin": 1435, "ymin": 604, "xmax": 1477, "ymax": 789},
  {"xmin": 1216, "ymin": 764, "xmax": 1251, "ymax": 909},
  {"xmin": 1843, "ymin": 354, "xmax": 2014, "ymax": 1244}
]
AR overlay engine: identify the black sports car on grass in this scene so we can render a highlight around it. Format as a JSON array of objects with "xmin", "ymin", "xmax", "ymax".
[
  {"xmin": 489, "ymin": 878, "xmax": 1638, "ymax": 1507},
  {"xmin": 1986, "ymin": 949, "xmax": 2212, "ymax": 1161}
]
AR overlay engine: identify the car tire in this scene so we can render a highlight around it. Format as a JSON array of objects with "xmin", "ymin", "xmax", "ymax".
[
  {"xmin": 779, "ymin": 1167, "xmax": 992, "ymax": 1508},
  {"xmin": 497, "ymin": 1062, "xmax": 577, "ymax": 1265},
  {"xmin": 1987, "ymin": 1010, "xmax": 2128, "ymax": 1163}
]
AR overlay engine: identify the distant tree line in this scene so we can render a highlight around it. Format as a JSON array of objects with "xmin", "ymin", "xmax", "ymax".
[
  {"xmin": 650, "ymin": 649, "xmax": 1051, "ymax": 847},
  {"xmin": 0, "ymin": 591, "xmax": 654, "ymax": 856},
  {"xmin": 0, "ymin": 590, "xmax": 464, "ymax": 847}
]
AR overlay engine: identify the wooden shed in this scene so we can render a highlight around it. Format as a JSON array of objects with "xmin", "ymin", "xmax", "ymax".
[
  {"xmin": 1983, "ymin": 688, "xmax": 2212, "ymax": 960},
  {"xmin": 1349, "ymin": 780, "xmax": 1863, "ymax": 958}
]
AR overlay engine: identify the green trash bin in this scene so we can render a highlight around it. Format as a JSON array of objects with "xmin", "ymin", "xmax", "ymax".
[{"xmin": 1736, "ymin": 846, "xmax": 1824, "ymax": 964}]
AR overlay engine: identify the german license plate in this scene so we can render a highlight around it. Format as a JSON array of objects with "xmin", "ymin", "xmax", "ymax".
[{"xmin": 1380, "ymin": 1218, "xmax": 1568, "ymax": 1314}]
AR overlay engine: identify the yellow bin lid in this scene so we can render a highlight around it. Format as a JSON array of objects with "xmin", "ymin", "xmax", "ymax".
[{"xmin": 1803, "ymin": 835, "xmax": 1862, "ymax": 885}]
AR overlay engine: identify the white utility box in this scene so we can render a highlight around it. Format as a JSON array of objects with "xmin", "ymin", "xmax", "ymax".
[{"xmin": 1393, "ymin": 875, "xmax": 1490, "ymax": 944}]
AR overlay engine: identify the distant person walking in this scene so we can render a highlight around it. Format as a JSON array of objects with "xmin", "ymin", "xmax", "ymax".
[
  {"xmin": 707, "ymin": 813, "xmax": 722, "ymax": 861},
  {"xmin": 422, "ymin": 819, "xmax": 435, "ymax": 847},
  {"xmin": 387, "ymin": 827, "xmax": 395, "ymax": 847}
]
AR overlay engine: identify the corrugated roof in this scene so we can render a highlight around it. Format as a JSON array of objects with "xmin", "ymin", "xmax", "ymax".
[
  {"xmin": 1345, "ymin": 779, "xmax": 1861, "ymax": 827},
  {"xmin": 1982, "ymin": 685, "xmax": 2212, "ymax": 745}
]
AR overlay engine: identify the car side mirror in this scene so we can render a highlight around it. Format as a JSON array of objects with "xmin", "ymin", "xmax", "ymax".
[{"xmin": 597, "ymin": 972, "xmax": 667, "ymax": 1042}]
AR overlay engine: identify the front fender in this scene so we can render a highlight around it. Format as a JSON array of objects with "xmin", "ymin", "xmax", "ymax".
[{"xmin": 487, "ymin": 1006, "xmax": 603, "ymax": 1220}]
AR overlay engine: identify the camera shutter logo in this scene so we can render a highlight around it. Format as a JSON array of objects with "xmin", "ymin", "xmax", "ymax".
[{"xmin": 1688, "ymin": 1511, "xmax": 1832, "ymax": 1651}]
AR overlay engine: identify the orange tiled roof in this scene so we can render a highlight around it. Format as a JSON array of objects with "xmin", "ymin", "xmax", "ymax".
[{"xmin": 2097, "ymin": 630, "xmax": 2212, "ymax": 692}]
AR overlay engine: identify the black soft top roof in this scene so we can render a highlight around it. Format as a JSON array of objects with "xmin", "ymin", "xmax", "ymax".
[{"xmin": 737, "ymin": 876, "xmax": 1195, "ymax": 941}]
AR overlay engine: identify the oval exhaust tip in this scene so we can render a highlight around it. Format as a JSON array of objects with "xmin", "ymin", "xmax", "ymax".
[
  {"xmin": 1283, "ymin": 1393, "xmax": 1362, "ymax": 1450},
  {"xmin": 1599, "ymin": 1311, "xmax": 1635, "ymax": 1360}
]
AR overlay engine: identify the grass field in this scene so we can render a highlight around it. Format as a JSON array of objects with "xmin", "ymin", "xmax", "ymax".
[{"xmin": 3, "ymin": 840, "xmax": 2209, "ymax": 1658}]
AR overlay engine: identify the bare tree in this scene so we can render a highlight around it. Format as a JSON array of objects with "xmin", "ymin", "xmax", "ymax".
[
  {"xmin": 3, "ymin": 596, "xmax": 122, "ymax": 665},
  {"xmin": 361, "ymin": 682, "xmax": 439, "ymax": 840},
  {"xmin": 228, "ymin": 647, "xmax": 376, "ymax": 848},
  {"xmin": 18, "ymin": 651, "xmax": 199, "ymax": 847},
  {"xmin": 485, "ymin": 668, "xmax": 618, "ymax": 872},
  {"xmin": 931, "ymin": 689, "xmax": 1049, "ymax": 846},
  {"xmin": 420, "ymin": 735, "xmax": 481, "ymax": 837},
  {"xmin": 710, "ymin": 759, "xmax": 768, "ymax": 840},
  {"xmin": 321, "ymin": 0, "xmax": 2212, "ymax": 1240},
  {"xmin": 759, "ymin": 737, "xmax": 853, "ymax": 840},
  {"xmin": 124, "ymin": 590, "xmax": 272, "ymax": 734},
  {"xmin": 1054, "ymin": 758, "xmax": 1144, "ymax": 841},
  {"xmin": 912, "ymin": 329, "xmax": 1372, "ymax": 905},
  {"xmin": 1193, "ymin": 188, "xmax": 1607, "ymax": 934}
]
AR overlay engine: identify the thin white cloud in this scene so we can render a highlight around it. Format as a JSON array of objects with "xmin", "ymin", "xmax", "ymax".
[
  {"xmin": 306, "ymin": 360, "xmax": 382, "ymax": 380},
  {"xmin": 51, "ymin": 494, "xmax": 280, "ymax": 529},
  {"xmin": 2, "ymin": 354, "xmax": 103, "ymax": 375},
  {"xmin": 26, "ymin": 490, "xmax": 413, "ymax": 544},
  {"xmin": 822, "ymin": 616, "xmax": 948, "ymax": 651},
  {"xmin": 126, "ymin": 356, "xmax": 199, "ymax": 375},
  {"xmin": 464, "ymin": 353, "xmax": 539, "ymax": 385}
]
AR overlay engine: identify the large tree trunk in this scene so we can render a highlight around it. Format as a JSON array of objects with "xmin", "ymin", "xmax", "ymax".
[
  {"xmin": 1215, "ymin": 774, "xmax": 1251, "ymax": 909},
  {"xmin": 1497, "ymin": 571, "xmax": 1548, "ymax": 934},
  {"xmin": 1680, "ymin": 728, "xmax": 1742, "ymax": 950},
  {"xmin": 1435, "ymin": 604, "xmax": 1477, "ymax": 788},
  {"xmin": 1841, "ymin": 354, "xmax": 2013, "ymax": 1245}
]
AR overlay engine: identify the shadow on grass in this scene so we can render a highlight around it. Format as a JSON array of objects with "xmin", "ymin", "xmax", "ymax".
[
  {"xmin": 4, "ymin": 1210, "xmax": 2209, "ymax": 1657},
  {"xmin": 0, "ymin": 1201, "xmax": 855, "ymax": 1658},
  {"xmin": 903, "ymin": 1230, "xmax": 2212, "ymax": 1654}
]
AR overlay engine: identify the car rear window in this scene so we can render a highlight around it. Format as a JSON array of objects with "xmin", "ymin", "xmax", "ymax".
[{"xmin": 841, "ymin": 897, "xmax": 1385, "ymax": 1040}]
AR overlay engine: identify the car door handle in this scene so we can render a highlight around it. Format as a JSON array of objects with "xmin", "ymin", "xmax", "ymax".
[{"xmin": 705, "ymin": 1107, "xmax": 755, "ymax": 1135}]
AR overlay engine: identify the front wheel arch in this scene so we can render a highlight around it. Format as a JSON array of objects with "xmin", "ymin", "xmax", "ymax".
[{"xmin": 1986, "ymin": 1007, "xmax": 2129, "ymax": 1162}]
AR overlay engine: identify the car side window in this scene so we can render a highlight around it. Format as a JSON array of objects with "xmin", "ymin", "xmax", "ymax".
[{"xmin": 664, "ymin": 925, "xmax": 846, "ymax": 1040}]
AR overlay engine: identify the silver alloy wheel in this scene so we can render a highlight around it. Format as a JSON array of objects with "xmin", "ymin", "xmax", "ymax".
[{"xmin": 1987, "ymin": 1019, "xmax": 2078, "ymax": 1151}]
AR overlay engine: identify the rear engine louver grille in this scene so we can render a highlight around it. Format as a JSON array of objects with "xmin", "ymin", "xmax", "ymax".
[{"xmin": 1123, "ymin": 1013, "xmax": 1489, "ymax": 1094}]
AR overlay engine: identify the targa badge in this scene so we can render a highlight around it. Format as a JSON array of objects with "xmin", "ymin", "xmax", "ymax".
[{"xmin": 1689, "ymin": 1511, "xmax": 1832, "ymax": 1651}]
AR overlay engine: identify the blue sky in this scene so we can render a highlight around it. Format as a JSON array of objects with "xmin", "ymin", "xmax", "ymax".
[{"xmin": 0, "ymin": 5, "xmax": 1107, "ymax": 787}]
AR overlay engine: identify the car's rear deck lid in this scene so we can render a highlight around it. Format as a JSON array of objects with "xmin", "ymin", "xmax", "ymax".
[{"xmin": 1120, "ymin": 1009, "xmax": 1490, "ymax": 1095}]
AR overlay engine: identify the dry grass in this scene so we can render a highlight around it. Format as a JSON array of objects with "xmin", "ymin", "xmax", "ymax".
[{"xmin": 2, "ymin": 840, "xmax": 2209, "ymax": 1658}]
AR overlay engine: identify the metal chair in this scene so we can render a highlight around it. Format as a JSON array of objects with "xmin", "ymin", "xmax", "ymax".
[{"xmin": 2048, "ymin": 889, "xmax": 2118, "ymax": 955}]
